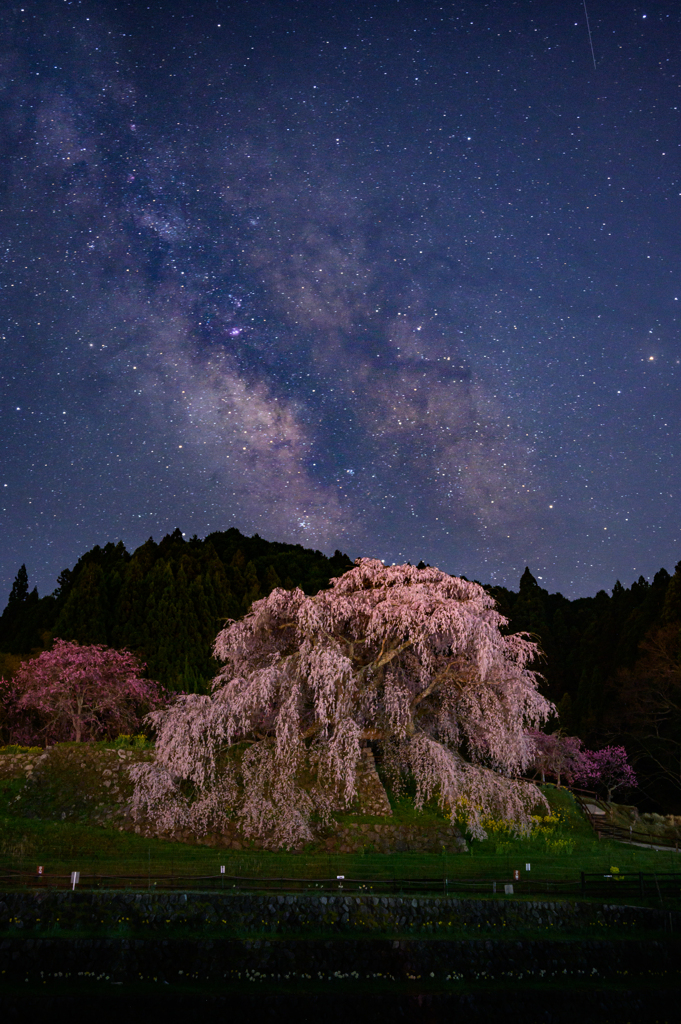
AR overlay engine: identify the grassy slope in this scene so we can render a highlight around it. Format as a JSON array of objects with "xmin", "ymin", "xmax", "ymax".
[{"xmin": 1, "ymin": 746, "xmax": 680, "ymax": 886}]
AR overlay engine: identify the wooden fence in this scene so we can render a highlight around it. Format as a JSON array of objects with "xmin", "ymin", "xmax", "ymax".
[
  {"xmin": 0, "ymin": 868, "xmax": 679, "ymax": 899},
  {"xmin": 572, "ymin": 788, "xmax": 680, "ymax": 850}
]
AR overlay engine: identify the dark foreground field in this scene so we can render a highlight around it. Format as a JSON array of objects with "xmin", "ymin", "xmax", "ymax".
[
  {"xmin": 1, "ymin": 890, "xmax": 679, "ymax": 1023},
  {"xmin": 2, "ymin": 759, "xmax": 680, "ymax": 1020},
  {"xmin": 1, "ymin": 979, "xmax": 679, "ymax": 1024}
]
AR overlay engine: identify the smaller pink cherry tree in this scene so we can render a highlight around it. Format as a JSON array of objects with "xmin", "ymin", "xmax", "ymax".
[
  {"xmin": 7, "ymin": 639, "xmax": 160, "ymax": 744},
  {"xmin": 131, "ymin": 559, "xmax": 553, "ymax": 847},
  {"xmin": 526, "ymin": 730, "xmax": 584, "ymax": 787},
  {"xmin": 574, "ymin": 745, "xmax": 637, "ymax": 802}
]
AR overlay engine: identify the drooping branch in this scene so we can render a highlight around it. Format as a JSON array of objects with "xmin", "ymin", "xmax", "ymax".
[
  {"xmin": 411, "ymin": 663, "xmax": 464, "ymax": 709},
  {"xmin": 132, "ymin": 559, "xmax": 552, "ymax": 847}
]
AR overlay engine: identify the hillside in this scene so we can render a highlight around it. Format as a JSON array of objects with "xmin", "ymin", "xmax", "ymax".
[
  {"xmin": 1, "ymin": 743, "xmax": 679, "ymax": 890},
  {"xmin": 0, "ymin": 528, "xmax": 353, "ymax": 691}
]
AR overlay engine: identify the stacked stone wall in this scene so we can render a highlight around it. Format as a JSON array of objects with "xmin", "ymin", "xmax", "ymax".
[{"xmin": 0, "ymin": 890, "xmax": 676, "ymax": 935}]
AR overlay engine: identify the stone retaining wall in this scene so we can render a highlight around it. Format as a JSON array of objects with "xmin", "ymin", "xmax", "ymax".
[
  {"xmin": 175, "ymin": 818, "xmax": 467, "ymax": 854},
  {"xmin": 0, "ymin": 750, "xmax": 43, "ymax": 781},
  {"xmin": 0, "ymin": 891, "xmax": 675, "ymax": 935},
  {"xmin": 328, "ymin": 821, "xmax": 466, "ymax": 854}
]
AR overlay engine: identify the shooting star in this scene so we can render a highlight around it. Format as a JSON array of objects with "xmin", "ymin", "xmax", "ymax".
[{"xmin": 583, "ymin": 0, "xmax": 597, "ymax": 70}]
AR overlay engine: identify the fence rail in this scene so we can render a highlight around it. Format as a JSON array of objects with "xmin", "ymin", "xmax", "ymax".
[
  {"xmin": 572, "ymin": 790, "xmax": 680, "ymax": 850},
  {"xmin": 531, "ymin": 779, "xmax": 680, "ymax": 849},
  {"xmin": 1, "ymin": 869, "xmax": 680, "ymax": 899},
  {"xmin": 580, "ymin": 870, "xmax": 681, "ymax": 898}
]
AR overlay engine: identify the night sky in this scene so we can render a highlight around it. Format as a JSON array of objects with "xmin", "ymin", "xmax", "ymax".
[{"xmin": 1, "ymin": 0, "xmax": 680, "ymax": 602}]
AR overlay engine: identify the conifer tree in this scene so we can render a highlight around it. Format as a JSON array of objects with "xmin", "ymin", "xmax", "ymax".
[
  {"xmin": 263, "ymin": 565, "xmax": 282, "ymax": 593},
  {"xmin": 53, "ymin": 562, "xmax": 109, "ymax": 646},
  {"xmin": 241, "ymin": 560, "xmax": 261, "ymax": 613},
  {"xmin": 513, "ymin": 568, "xmax": 549, "ymax": 643},
  {"xmin": 7, "ymin": 565, "xmax": 29, "ymax": 607},
  {"xmin": 0, "ymin": 566, "xmax": 35, "ymax": 651},
  {"xmin": 661, "ymin": 561, "xmax": 681, "ymax": 625},
  {"xmin": 113, "ymin": 555, "xmax": 152, "ymax": 651}
]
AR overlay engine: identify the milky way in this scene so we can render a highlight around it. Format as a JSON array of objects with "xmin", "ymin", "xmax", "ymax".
[{"xmin": 1, "ymin": 1, "xmax": 680, "ymax": 599}]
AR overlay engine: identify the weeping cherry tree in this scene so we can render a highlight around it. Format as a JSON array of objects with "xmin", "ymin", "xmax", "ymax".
[{"xmin": 130, "ymin": 559, "xmax": 553, "ymax": 847}]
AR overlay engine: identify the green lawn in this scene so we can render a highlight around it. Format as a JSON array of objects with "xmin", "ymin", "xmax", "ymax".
[{"xmin": 1, "ymin": 775, "xmax": 679, "ymax": 888}]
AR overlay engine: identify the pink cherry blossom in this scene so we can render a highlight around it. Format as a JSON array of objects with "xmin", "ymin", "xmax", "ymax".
[
  {"xmin": 6, "ymin": 639, "xmax": 160, "ymax": 744},
  {"xmin": 573, "ymin": 745, "xmax": 637, "ymax": 802},
  {"xmin": 526, "ymin": 729, "xmax": 584, "ymax": 787},
  {"xmin": 131, "ymin": 559, "xmax": 553, "ymax": 846}
]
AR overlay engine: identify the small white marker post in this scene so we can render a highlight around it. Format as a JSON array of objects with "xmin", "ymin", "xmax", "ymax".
[
  {"xmin": 220, "ymin": 865, "xmax": 226, "ymax": 874},
  {"xmin": 525, "ymin": 863, "xmax": 531, "ymax": 872},
  {"xmin": 71, "ymin": 871, "xmax": 80, "ymax": 891},
  {"xmin": 337, "ymin": 875, "xmax": 344, "ymax": 889}
]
